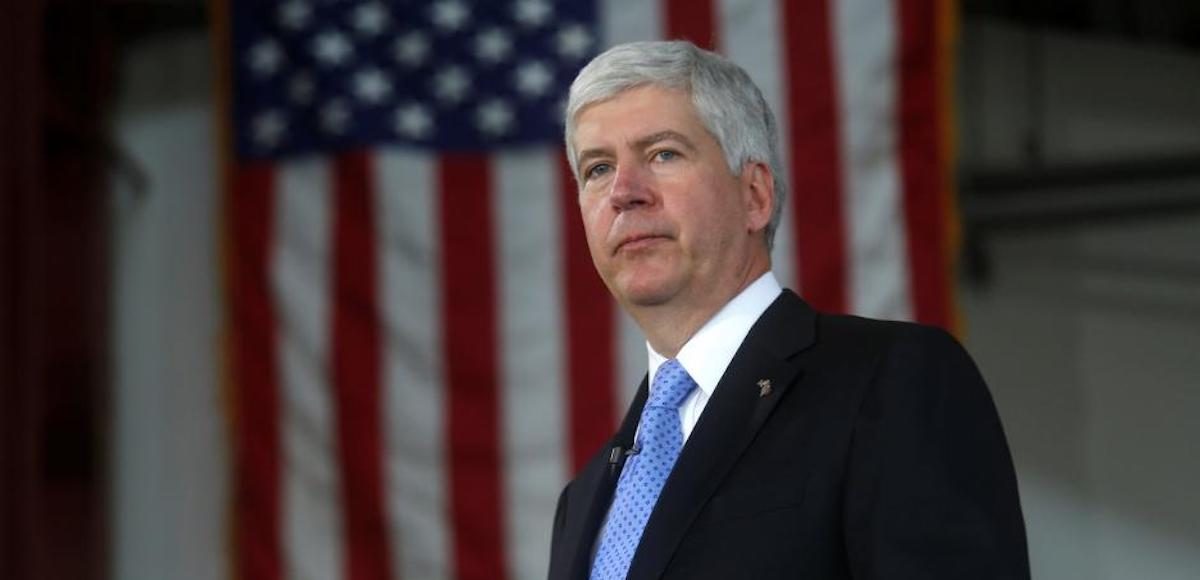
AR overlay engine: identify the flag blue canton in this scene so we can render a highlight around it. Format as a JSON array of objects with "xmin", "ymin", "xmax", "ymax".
[{"xmin": 232, "ymin": 0, "xmax": 599, "ymax": 160}]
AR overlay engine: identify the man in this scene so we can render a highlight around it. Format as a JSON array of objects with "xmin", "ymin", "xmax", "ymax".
[{"xmin": 548, "ymin": 40, "xmax": 1028, "ymax": 580}]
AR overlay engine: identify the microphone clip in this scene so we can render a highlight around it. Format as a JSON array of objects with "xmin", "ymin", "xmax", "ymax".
[{"xmin": 607, "ymin": 444, "xmax": 640, "ymax": 476}]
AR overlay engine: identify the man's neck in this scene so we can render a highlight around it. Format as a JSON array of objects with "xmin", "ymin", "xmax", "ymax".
[{"xmin": 630, "ymin": 261, "xmax": 770, "ymax": 357}]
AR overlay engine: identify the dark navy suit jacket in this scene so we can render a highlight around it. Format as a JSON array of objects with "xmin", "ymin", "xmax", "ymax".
[{"xmin": 548, "ymin": 290, "xmax": 1029, "ymax": 579}]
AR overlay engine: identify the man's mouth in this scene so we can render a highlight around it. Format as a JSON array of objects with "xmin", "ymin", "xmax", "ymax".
[{"xmin": 615, "ymin": 234, "xmax": 668, "ymax": 254}]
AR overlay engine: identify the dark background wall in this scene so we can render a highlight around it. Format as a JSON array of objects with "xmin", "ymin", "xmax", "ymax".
[{"xmin": 2, "ymin": 1, "xmax": 113, "ymax": 579}]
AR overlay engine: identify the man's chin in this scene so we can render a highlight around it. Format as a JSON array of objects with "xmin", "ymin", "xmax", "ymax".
[{"xmin": 613, "ymin": 278, "xmax": 679, "ymax": 308}]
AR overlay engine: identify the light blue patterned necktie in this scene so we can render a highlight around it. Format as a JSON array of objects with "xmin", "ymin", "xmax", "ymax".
[{"xmin": 590, "ymin": 359, "xmax": 697, "ymax": 580}]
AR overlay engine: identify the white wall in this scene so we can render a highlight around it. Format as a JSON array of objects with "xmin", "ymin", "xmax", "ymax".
[
  {"xmin": 963, "ymin": 216, "xmax": 1200, "ymax": 580},
  {"xmin": 110, "ymin": 34, "xmax": 227, "ymax": 580},
  {"xmin": 959, "ymin": 19, "xmax": 1200, "ymax": 580}
]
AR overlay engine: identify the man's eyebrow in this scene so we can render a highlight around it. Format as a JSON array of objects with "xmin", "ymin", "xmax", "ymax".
[
  {"xmin": 632, "ymin": 130, "xmax": 697, "ymax": 152},
  {"xmin": 575, "ymin": 146, "xmax": 612, "ymax": 172}
]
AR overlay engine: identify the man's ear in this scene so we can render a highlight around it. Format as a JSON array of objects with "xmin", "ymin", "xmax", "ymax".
[{"xmin": 741, "ymin": 160, "xmax": 774, "ymax": 234}]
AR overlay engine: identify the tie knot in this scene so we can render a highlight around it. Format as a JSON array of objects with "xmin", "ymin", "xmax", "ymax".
[{"xmin": 648, "ymin": 359, "xmax": 696, "ymax": 409}]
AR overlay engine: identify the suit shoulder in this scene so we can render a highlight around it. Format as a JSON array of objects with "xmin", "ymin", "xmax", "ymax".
[{"xmin": 814, "ymin": 312, "xmax": 963, "ymax": 358}]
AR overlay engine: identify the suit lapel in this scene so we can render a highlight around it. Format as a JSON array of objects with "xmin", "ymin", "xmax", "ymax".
[
  {"xmin": 559, "ymin": 376, "xmax": 649, "ymax": 579},
  {"xmin": 627, "ymin": 291, "xmax": 817, "ymax": 580}
]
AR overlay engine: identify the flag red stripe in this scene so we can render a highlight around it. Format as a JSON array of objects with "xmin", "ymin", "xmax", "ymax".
[
  {"xmin": 440, "ymin": 155, "xmax": 507, "ymax": 580},
  {"xmin": 664, "ymin": 0, "xmax": 718, "ymax": 50},
  {"xmin": 558, "ymin": 153, "xmax": 616, "ymax": 471},
  {"xmin": 897, "ymin": 0, "xmax": 952, "ymax": 328},
  {"xmin": 230, "ymin": 163, "xmax": 281, "ymax": 580},
  {"xmin": 331, "ymin": 151, "xmax": 395, "ymax": 580},
  {"xmin": 782, "ymin": 0, "xmax": 849, "ymax": 313}
]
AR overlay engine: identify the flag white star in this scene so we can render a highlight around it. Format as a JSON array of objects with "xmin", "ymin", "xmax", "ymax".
[
  {"xmin": 430, "ymin": 0, "xmax": 470, "ymax": 32},
  {"xmin": 394, "ymin": 103, "xmax": 434, "ymax": 139},
  {"xmin": 353, "ymin": 68, "xmax": 392, "ymax": 103},
  {"xmin": 556, "ymin": 24, "xmax": 593, "ymax": 59},
  {"xmin": 476, "ymin": 99, "xmax": 514, "ymax": 137},
  {"xmin": 252, "ymin": 110, "xmax": 287, "ymax": 148},
  {"xmin": 513, "ymin": 0, "xmax": 552, "ymax": 28},
  {"xmin": 321, "ymin": 100, "xmax": 352, "ymax": 134},
  {"xmin": 394, "ymin": 32, "xmax": 430, "ymax": 67},
  {"xmin": 312, "ymin": 30, "xmax": 353, "ymax": 67},
  {"xmin": 475, "ymin": 28, "xmax": 512, "ymax": 64},
  {"xmin": 247, "ymin": 39, "xmax": 284, "ymax": 76},
  {"xmin": 352, "ymin": 2, "xmax": 389, "ymax": 36},
  {"xmin": 432, "ymin": 66, "xmax": 471, "ymax": 105},
  {"xmin": 514, "ymin": 60, "xmax": 553, "ymax": 98},
  {"xmin": 278, "ymin": 0, "xmax": 311, "ymax": 30},
  {"xmin": 288, "ymin": 73, "xmax": 315, "ymax": 104}
]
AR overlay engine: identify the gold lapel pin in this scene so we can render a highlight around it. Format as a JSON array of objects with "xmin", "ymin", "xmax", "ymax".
[{"xmin": 757, "ymin": 379, "xmax": 772, "ymax": 398}]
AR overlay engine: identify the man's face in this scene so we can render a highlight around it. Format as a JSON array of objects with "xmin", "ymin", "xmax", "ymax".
[{"xmin": 571, "ymin": 85, "xmax": 771, "ymax": 313}]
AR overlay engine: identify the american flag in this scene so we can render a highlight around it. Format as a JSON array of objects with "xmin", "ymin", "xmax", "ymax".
[{"xmin": 221, "ymin": 0, "xmax": 957, "ymax": 579}]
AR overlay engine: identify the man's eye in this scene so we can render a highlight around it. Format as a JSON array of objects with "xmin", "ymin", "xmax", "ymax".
[
  {"xmin": 584, "ymin": 163, "xmax": 612, "ymax": 180},
  {"xmin": 653, "ymin": 150, "xmax": 679, "ymax": 162}
]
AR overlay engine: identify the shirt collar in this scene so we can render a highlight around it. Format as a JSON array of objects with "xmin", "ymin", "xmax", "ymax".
[{"xmin": 647, "ymin": 271, "xmax": 783, "ymax": 398}]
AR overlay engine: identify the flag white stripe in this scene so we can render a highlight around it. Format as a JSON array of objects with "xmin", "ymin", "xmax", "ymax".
[
  {"xmin": 717, "ymin": 0, "xmax": 798, "ymax": 290},
  {"xmin": 274, "ymin": 160, "xmax": 342, "ymax": 580},
  {"xmin": 834, "ymin": 0, "xmax": 912, "ymax": 320},
  {"xmin": 374, "ymin": 149, "xmax": 451, "ymax": 580},
  {"xmin": 771, "ymin": 182, "xmax": 801, "ymax": 291},
  {"xmin": 494, "ymin": 149, "xmax": 570, "ymax": 580},
  {"xmin": 616, "ymin": 311, "xmax": 645, "ymax": 407},
  {"xmin": 600, "ymin": 0, "xmax": 664, "ymax": 46}
]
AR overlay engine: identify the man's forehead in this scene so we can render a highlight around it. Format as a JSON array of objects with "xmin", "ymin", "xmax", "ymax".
[
  {"xmin": 572, "ymin": 86, "xmax": 701, "ymax": 145},
  {"xmin": 574, "ymin": 84, "xmax": 691, "ymax": 120}
]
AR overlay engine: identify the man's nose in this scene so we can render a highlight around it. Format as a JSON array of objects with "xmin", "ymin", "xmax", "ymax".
[{"xmin": 609, "ymin": 163, "xmax": 653, "ymax": 211}]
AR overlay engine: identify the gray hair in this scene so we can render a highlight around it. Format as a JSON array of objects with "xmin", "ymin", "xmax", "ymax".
[{"xmin": 564, "ymin": 40, "xmax": 786, "ymax": 250}]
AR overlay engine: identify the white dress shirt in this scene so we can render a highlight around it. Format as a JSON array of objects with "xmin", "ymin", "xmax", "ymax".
[{"xmin": 645, "ymin": 271, "xmax": 783, "ymax": 443}]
